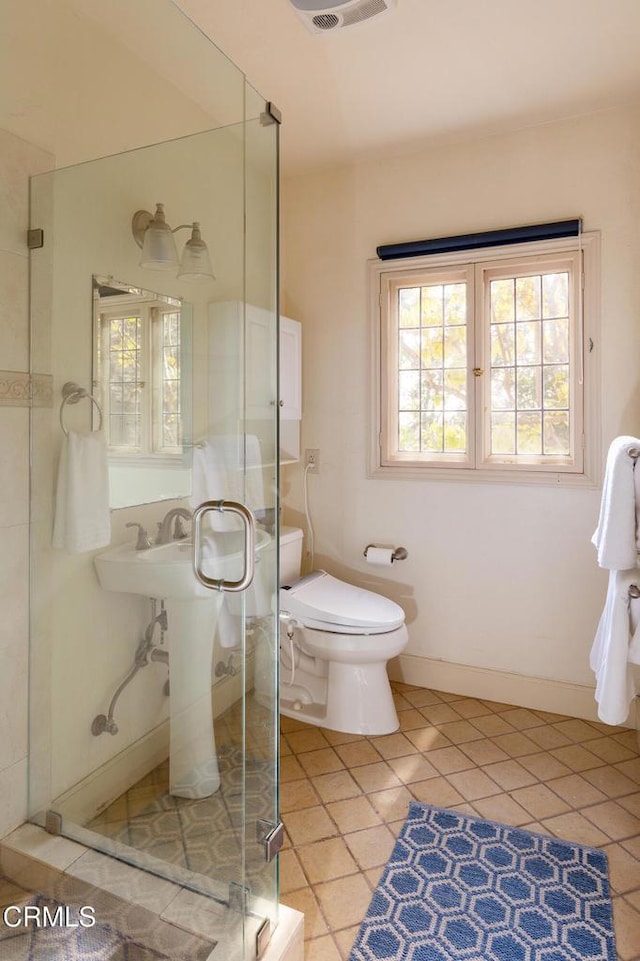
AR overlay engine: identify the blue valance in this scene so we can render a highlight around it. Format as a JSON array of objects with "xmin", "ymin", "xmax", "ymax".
[{"xmin": 376, "ymin": 219, "xmax": 582, "ymax": 261}]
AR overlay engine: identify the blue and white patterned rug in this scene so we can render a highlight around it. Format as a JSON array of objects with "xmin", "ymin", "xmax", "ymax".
[{"xmin": 350, "ymin": 802, "xmax": 616, "ymax": 961}]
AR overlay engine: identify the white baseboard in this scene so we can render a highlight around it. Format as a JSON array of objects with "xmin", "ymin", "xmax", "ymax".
[
  {"xmin": 53, "ymin": 669, "xmax": 252, "ymax": 826},
  {"xmin": 388, "ymin": 654, "xmax": 611, "ymax": 723}
]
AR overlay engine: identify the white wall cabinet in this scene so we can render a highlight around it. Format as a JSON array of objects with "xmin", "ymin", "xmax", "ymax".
[
  {"xmin": 209, "ymin": 301, "xmax": 301, "ymax": 461},
  {"xmin": 279, "ymin": 315, "xmax": 302, "ymax": 420}
]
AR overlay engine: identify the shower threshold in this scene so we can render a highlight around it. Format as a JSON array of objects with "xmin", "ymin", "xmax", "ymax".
[{"xmin": 0, "ymin": 824, "xmax": 303, "ymax": 961}]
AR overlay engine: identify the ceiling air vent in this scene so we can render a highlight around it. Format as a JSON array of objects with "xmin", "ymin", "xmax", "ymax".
[
  {"xmin": 289, "ymin": 0, "xmax": 396, "ymax": 34},
  {"xmin": 314, "ymin": 13, "xmax": 340, "ymax": 29}
]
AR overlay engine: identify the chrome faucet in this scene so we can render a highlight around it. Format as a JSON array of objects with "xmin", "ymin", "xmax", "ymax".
[
  {"xmin": 126, "ymin": 522, "xmax": 153, "ymax": 551},
  {"xmin": 156, "ymin": 507, "xmax": 192, "ymax": 545}
]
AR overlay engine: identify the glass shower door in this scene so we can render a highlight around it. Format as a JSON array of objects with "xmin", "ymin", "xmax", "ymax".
[{"xmin": 28, "ymin": 106, "xmax": 280, "ymax": 961}]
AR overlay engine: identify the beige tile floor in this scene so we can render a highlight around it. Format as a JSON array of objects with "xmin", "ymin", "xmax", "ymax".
[{"xmin": 278, "ymin": 682, "xmax": 640, "ymax": 961}]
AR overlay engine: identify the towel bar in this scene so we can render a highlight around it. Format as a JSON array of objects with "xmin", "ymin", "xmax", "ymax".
[{"xmin": 59, "ymin": 381, "xmax": 103, "ymax": 436}]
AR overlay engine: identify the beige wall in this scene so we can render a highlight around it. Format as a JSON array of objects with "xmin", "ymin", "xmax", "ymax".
[
  {"xmin": 0, "ymin": 129, "xmax": 53, "ymax": 837},
  {"xmin": 281, "ymin": 105, "xmax": 640, "ymax": 719}
]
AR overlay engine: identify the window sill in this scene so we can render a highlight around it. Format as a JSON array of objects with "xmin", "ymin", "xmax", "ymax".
[{"xmin": 369, "ymin": 463, "xmax": 598, "ymax": 488}]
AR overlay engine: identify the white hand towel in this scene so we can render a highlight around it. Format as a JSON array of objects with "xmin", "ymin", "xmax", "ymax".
[
  {"xmin": 635, "ymin": 452, "xmax": 640, "ymax": 555},
  {"xmin": 191, "ymin": 438, "xmax": 238, "ymax": 531},
  {"xmin": 244, "ymin": 434, "xmax": 267, "ymax": 520},
  {"xmin": 591, "ymin": 435, "xmax": 640, "ymax": 570},
  {"xmin": 190, "ymin": 435, "xmax": 265, "ymax": 532},
  {"xmin": 590, "ymin": 569, "xmax": 638, "ymax": 725},
  {"xmin": 52, "ymin": 430, "xmax": 111, "ymax": 553},
  {"xmin": 628, "ymin": 591, "xmax": 640, "ymax": 665}
]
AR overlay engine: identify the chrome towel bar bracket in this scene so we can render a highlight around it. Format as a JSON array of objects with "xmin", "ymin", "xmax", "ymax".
[{"xmin": 59, "ymin": 381, "xmax": 103, "ymax": 436}]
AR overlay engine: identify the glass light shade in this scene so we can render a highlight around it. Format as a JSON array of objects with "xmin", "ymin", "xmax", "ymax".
[
  {"xmin": 177, "ymin": 223, "xmax": 215, "ymax": 281},
  {"xmin": 139, "ymin": 203, "xmax": 179, "ymax": 270}
]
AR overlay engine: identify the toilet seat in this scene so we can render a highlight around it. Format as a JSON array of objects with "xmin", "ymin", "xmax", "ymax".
[{"xmin": 280, "ymin": 570, "xmax": 405, "ymax": 635}]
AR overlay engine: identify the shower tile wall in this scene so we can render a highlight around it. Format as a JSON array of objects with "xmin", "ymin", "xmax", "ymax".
[{"xmin": 0, "ymin": 128, "xmax": 53, "ymax": 838}]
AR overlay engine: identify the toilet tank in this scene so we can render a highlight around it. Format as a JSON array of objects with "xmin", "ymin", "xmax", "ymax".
[{"xmin": 279, "ymin": 526, "xmax": 303, "ymax": 585}]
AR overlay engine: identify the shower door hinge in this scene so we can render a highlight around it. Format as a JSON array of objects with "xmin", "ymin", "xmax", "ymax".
[
  {"xmin": 256, "ymin": 818, "xmax": 284, "ymax": 862},
  {"xmin": 260, "ymin": 102, "xmax": 282, "ymax": 126},
  {"xmin": 27, "ymin": 228, "xmax": 44, "ymax": 249},
  {"xmin": 45, "ymin": 810, "xmax": 63, "ymax": 835}
]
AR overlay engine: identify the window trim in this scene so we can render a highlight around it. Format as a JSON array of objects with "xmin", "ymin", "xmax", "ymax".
[
  {"xmin": 381, "ymin": 264, "xmax": 475, "ymax": 469},
  {"xmin": 476, "ymin": 250, "xmax": 582, "ymax": 474},
  {"xmin": 369, "ymin": 232, "xmax": 600, "ymax": 487}
]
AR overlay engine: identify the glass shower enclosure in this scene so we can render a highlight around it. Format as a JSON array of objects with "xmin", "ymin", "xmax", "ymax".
[{"xmin": 27, "ymin": 9, "xmax": 280, "ymax": 959}]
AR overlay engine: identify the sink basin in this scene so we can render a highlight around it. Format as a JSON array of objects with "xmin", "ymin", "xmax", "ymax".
[{"xmin": 94, "ymin": 528, "xmax": 270, "ymax": 599}]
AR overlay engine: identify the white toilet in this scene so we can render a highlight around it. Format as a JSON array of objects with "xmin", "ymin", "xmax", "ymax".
[{"xmin": 278, "ymin": 527, "xmax": 408, "ymax": 735}]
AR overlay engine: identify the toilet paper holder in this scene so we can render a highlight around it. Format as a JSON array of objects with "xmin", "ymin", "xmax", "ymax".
[{"xmin": 363, "ymin": 544, "xmax": 408, "ymax": 561}]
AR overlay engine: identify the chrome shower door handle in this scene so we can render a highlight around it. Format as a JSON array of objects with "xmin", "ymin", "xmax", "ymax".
[{"xmin": 192, "ymin": 500, "xmax": 256, "ymax": 592}]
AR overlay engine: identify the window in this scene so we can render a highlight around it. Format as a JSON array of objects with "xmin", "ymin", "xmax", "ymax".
[
  {"xmin": 94, "ymin": 292, "xmax": 183, "ymax": 460},
  {"xmin": 371, "ymin": 234, "xmax": 598, "ymax": 483}
]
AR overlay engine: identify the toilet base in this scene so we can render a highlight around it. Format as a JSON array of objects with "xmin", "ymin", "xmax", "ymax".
[{"xmin": 280, "ymin": 658, "xmax": 400, "ymax": 736}]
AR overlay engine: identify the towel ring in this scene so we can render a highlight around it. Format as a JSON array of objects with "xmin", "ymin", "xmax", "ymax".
[{"xmin": 59, "ymin": 381, "xmax": 103, "ymax": 436}]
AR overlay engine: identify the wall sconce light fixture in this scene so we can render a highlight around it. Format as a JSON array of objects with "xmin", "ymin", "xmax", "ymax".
[{"xmin": 131, "ymin": 203, "xmax": 215, "ymax": 281}]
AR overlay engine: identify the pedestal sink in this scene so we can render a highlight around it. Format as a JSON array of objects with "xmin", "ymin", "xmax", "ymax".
[{"xmin": 94, "ymin": 528, "xmax": 270, "ymax": 799}]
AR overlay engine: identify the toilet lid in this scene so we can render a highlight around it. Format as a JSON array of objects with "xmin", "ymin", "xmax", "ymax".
[{"xmin": 280, "ymin": 570, "xmax": 405, "ymax": 632}]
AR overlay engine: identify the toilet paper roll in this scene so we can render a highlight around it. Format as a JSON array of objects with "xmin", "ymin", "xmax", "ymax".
[{"xmin": 365, "ymin": 546, "xmax": 394, "ymax": 566}]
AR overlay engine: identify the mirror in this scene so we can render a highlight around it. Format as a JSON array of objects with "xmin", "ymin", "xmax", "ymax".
[{"xmin": 92, "ymin": 275, "xmax": 192, "ymax": 509}]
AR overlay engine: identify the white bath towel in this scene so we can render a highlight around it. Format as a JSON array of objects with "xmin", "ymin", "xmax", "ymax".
[
  {"xmin": 590, "ymin": 569, "xmax": 639, "ymax": 725},
  {"xmin": 635, "ymin": 456, "xmax": 640, "ymax": 555},
  {"xmin": 52, "ymin": 430, "xmax": 111, "ymax": 554},
  {"xmin": 628, "ymin": 590, "xmax": 640, "ymax": 666},
  {"xmin": 190, "ymin": 435, "xmax": 264, "ymax": 531},
  {"xmin": 591, "ymin": 435, "xmax": 640, "ymax": 570}
]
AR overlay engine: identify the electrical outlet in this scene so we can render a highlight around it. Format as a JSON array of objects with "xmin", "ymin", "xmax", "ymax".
[{"xmin": 305, "ymin": 448, "xmax": 320, "ymax": 473}]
